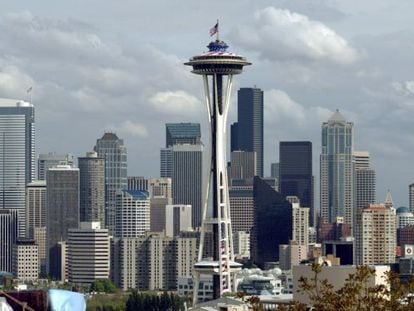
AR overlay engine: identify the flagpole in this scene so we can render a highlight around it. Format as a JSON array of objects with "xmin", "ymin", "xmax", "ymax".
[{"xmin": 216, "ymin": 19, "xmax": 219, "ymax": 41}]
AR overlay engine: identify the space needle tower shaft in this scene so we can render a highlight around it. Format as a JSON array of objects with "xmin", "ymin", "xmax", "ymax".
[{"xmin": 185, "ymin": 26, "xmax": 251, "ymax": 304}]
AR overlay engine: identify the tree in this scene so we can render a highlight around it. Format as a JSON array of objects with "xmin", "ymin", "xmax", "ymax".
[{"xmin": 293, "ymin": 263, "xmax": 414, "ymax": 311}]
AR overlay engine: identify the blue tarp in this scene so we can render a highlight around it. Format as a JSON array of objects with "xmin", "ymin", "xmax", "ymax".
[{"xmin": 48, "ymin": 289, "xmax": 86, "ymax": 311}]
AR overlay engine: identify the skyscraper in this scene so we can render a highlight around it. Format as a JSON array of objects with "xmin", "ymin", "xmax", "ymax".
[
  {"xmin": 128, "ymin": 176, "xmax": 148, "ymax": 191},
  {"xmin": 78, "ymin": 151, "xmax": 105, "ymax": 228},
  {"xmin": 46, "ymin": 165, "xmax": 79, "ymax": 279},
  {"xmin": 38, "ymin": 152, "xmax": 74, "ymax": 180},
  {"xmin": 149, "ymin": 178, "xmax": 172, "ymax": 232},
  {"xmin": 165, "ymin": 204, "xmax": 192, "ymax": 237},
  {"xmin": 94, "ymin": 132, "xmax": 127, "ymax": 235},
  {"xmin": 279, "ymin": 141, "xmax": 314, "ymax": 226},
  {"xmin": 25, "ymin": 180, "xmax": 46, "ymax": 273},
  {"xmin": 227, "ymin": 151, "xmax": 257, "ymax": 182},
  {"xmin": 115, "ymin": 190, "xmax": 150, "ymax": 238},
  {"xmin": 233, "ymin": 87, "xmax": 264, "ymax": 177},
  {"xmin": 0, "ymin": 98, "xmax": 35, "ymax": 236},
  {"xmin": 68, "ymin": 222, "xmax": 110, "ymax": 285},
  {"xmin": 320, "ymin": 110, "xmax": 354, "ymax": 226},
  {"xmin": 173, "ymin": 144, "xmax": 203, "ymax": 228},
  {"xmin": 165, "ymin": 123, "xmax": 201, "ymax": 147},
  {"xmin": 161, "ymin": 143, "xmax": 203, "ymax": 228},
  {"xmin": 251, "ymin": 176, "xmax": 292, "ymax": 268},
  {"xmin": 353, "ymin": 151, "xmax": 376, "ymax": 212},
  {"xmin": 409, "ymin": 183, "xmax": 414, "ymax": 213},
  {"xmin": 25, "ymin": 180, "xmax": 46, "ymax": 239},
  {"xmin": 0, "ymin": 209, "xmax": 18, "ymax": 273},
  {"xmin": 355, "ymin": 203, "xmax": 396, "ymax": 265}
]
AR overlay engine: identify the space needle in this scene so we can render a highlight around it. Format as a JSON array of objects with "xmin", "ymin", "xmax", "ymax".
[{"xmin": 185, "ymin": 22, "xmax": 251, "ymax": 304}]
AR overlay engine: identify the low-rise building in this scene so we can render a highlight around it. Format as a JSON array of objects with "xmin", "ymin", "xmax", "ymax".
[{"xmin": 13, "ymin": 239, "xmax": 38, "ymax": 281}]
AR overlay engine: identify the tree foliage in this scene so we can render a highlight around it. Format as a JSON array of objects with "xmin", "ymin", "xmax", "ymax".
[
  {"xmin": 282, "ymin": 263, "xmax": 414, "ymax": 310},
  {"xmin": 90, "ymin": 279, "xmax": 117, "ymax": 293},
  {"xmin": 125, "ymin": 290, "xmax": 185, "ymax": 311}
]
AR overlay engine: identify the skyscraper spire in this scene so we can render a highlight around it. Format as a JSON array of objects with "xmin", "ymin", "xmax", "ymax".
[{"xmin": 385, "ymin": 189, "xmax": 394, "ymax": 209}]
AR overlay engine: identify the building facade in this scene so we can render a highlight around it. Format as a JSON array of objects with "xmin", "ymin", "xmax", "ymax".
[
  {"xmin": 94, "ymin": 132, "xmax": 127, "ymax": 235},
  {"xmin": 115, "ymin": 190, "xmax": 150, "ymax": 238},
  {"xmin": 25, "ymin": 180, "xmax": 47, "ymax": 274},
  {"xmin": 0, "ymin": 98, "xmax": 35, "ymax": 236},
  {"xmin": 355, "ymin": 204, "xmax": 396, "ymax": 265},
  {"xmin": 233, "ymin": 87, "xmax": 264, "ymax": 177},
  {"xmin": 320, "ymin": 110, "xmax": 354, "ymax": 226},
  {"xmin": 38, "ymin": 152, "xmax": 74, "ymax": 180},
  {"xmin": 149, "ymin": 178, "xmax": 172, "ymax": 232},
  {"xmin": 165, "ymin": 204, "xmax": 192, "ymax": 237},
  {"xmin": 161, "ymin": 144, "xmax": 203, "ymax": 228},
  {"xmin": 0, "ymin": 209, "xmax": 18, "ymax": 273},
  {"xmin": 280, "ymin": 141, "xmax": 313, "ymax": 226},
  {"xmin": 79, "ymin": 152, "xmax": 105, "ymax": 228},
  {"xmin": 354, "ymin": 151, "xmax": 376, "ymax": 212},
  {"xmin": 111, "ymin": 232, "xmax": 197, "ymax": 291},
  {"xmin": 13, "ymin": 239, "xmax": 38, "ymax": 281},
  {"xmin": 227, "ymin": 151, "xmax": 257, "ymax": 182},
  {"xmin": 46, "ymin": 165, "xmax": 79, "ymax": 279},
  {"xmin": 251, "ymin": 177, "xmax": 292, "ymax": 267},
  {"xmin": 166, "ymin": 123, "xmax": 201, "ymax": 147},
  {"xmin": 68, "ymin": 222, "xmax": 110, "ymax": 285},
  {"xmin": 25, "ymin": 180, "xmax": 46, "ymax": 239},
  {"xmin": 128, "ymin": 176, "xmax": 148, "ymax": 191},
  {"xmin": 410, "ymin": 183, "xmax": 414, "ymax": 213}
]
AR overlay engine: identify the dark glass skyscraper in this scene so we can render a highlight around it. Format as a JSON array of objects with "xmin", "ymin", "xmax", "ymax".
[
  {"xmin": 165, "ymin": 123, "xmax": 201, "ymax": 147},
  {"xmin": 250, "ymin": 176, "xmax": 292, "ymax": 268},
  {"xmin": 233, "ymin": 87, "xmax": 264, "ymax": 177},
  {"xmin": 279, "ymin": 141, "xmax": 314, "ymax": 226}
]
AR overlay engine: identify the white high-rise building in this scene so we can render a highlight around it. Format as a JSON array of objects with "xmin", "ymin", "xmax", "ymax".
[
  {"xmin": 291, "ymin": 200, "xmax": 309, "ymax": 246},
  {"xmin": 0, "ymin": 98, "xmax": 35, "ymax": 237},
  {"xmin": 111, "ymin": 232, "xmax": 197, "ymax": 291},
  {"xmin": 68, "ymin": 222, "xmax": 110, "ymax": 285},
  {"xmin": 115, "ymin": 190, "xmax": 150, "ymax": 238},
  {"xmin": 320, "ymin": 110, "xmax": 354, "ymax": 226},
  {"xmin": 165, "ymin": 204, "xmax": 192, "ymax": 237},
  {"xmin": 355, "ymin": 203, "xmax": 396, "ymax": 265},
  {"xmin": 353, "ymin": 151, "xmax": 376, "ymax": 211}
]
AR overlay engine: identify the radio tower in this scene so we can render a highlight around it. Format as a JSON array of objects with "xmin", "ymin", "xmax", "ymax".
[{"xmin": 185, "ymin": 24, "xmax": 251, "ymax": 304}]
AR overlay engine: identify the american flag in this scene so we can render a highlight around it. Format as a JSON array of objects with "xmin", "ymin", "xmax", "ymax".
[{"xmin": 209, "ymin": 22, "xmax": 218, "ymax": 36}]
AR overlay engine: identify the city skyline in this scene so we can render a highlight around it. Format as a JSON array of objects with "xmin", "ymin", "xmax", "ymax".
[{"xmin": 0, "ymin": 1, "xmax": 413, "ymax": 207}]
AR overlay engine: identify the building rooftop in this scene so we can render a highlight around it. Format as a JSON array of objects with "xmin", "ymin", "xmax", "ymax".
[
  {"xmin": 100, "ymin": 132, "xmax": 119, "ymax": 141},
  {"xmin": 0, "ymin": 98, "xmax": 33, "ymax": 107},
  {"xmin": 328, "ymin": 109, "xmax": 346, "ymax": 122}
]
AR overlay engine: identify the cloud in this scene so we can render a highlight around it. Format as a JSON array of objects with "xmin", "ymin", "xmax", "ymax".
[
  {"xmin": 148, "ymin": 90, "xmax": 202, "ymax": 116},
  {"xmin": 116, "ymin": 120, "xmax": 149, "ymax": 138},
  {"xmin": 391, "ymin": 81, "xmax": 414, "ymax": 96},
  {"xmin": 265, "ymin": 89, "xmax": 331, "ymax": 126},
  {"xmin": 231, "ymin": 7, "xmax": 359, "ymax": 65}
]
